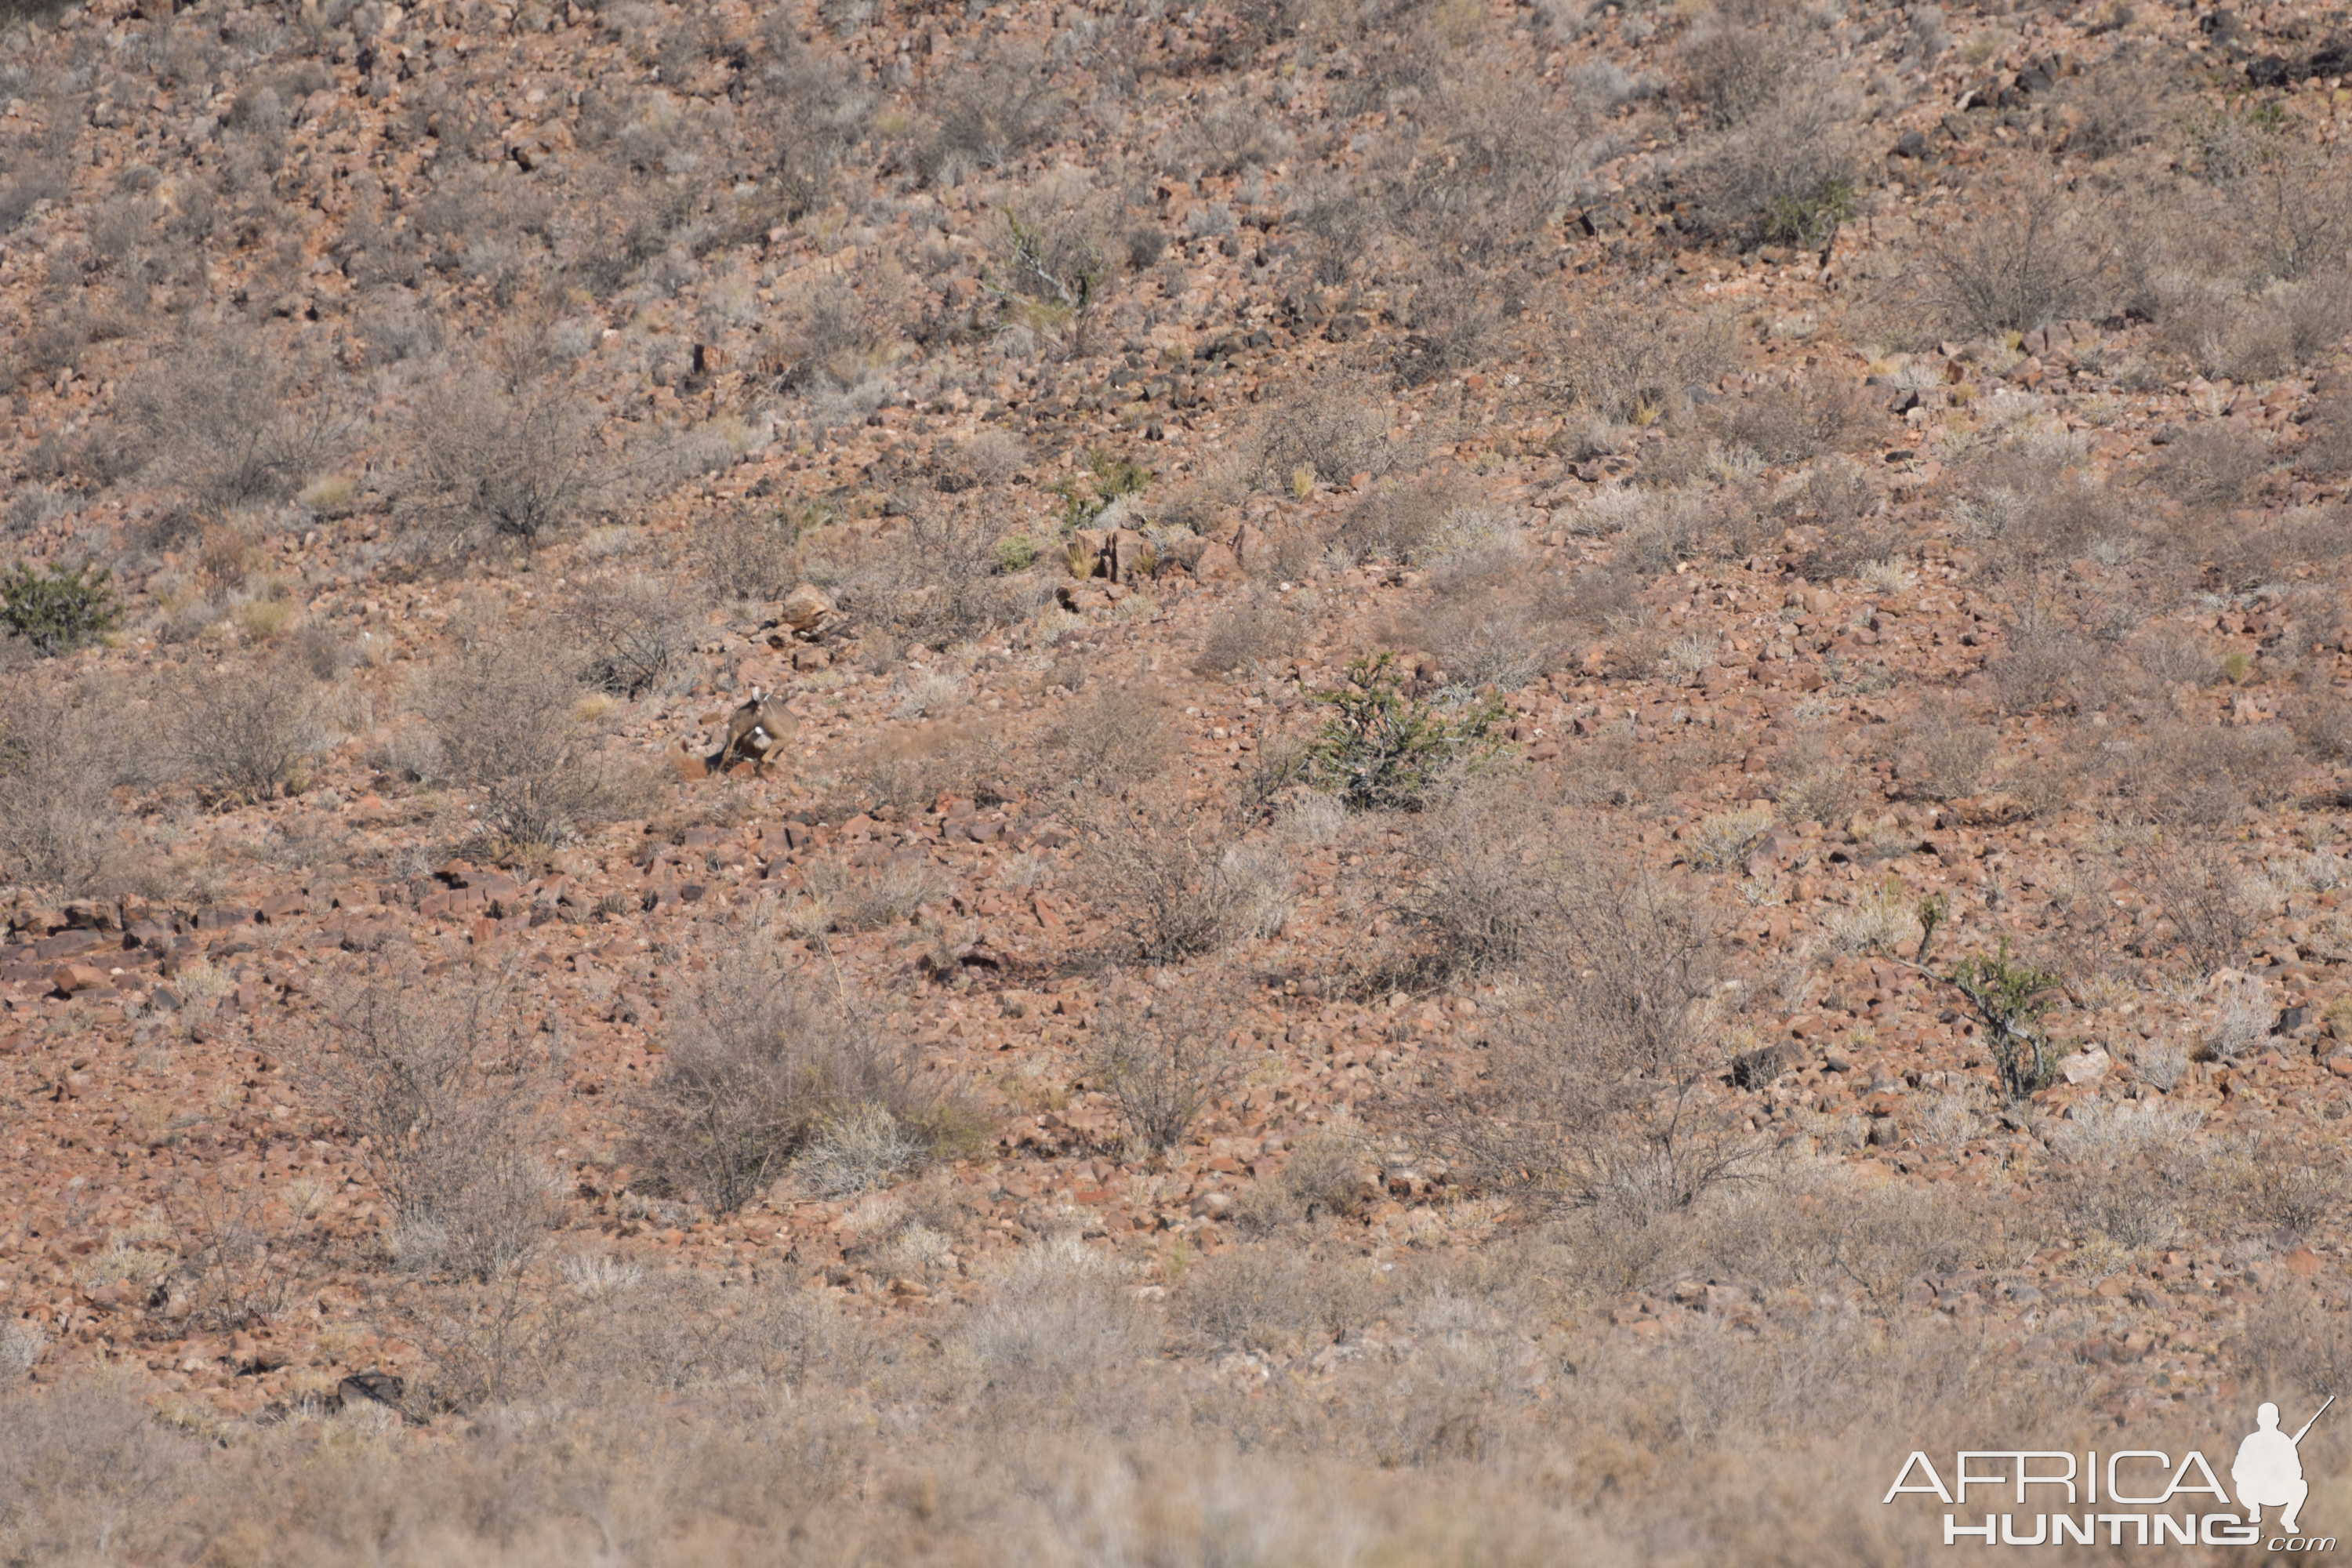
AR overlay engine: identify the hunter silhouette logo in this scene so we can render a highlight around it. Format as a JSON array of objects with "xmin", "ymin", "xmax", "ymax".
[
  {"xmin": 1883, "ymin": 1398, "xmax": 2337, "ymax": 1549},
  {"xmin": 2234, "ymin": 1398, "xmax": 2332, "ymax": 1537}
]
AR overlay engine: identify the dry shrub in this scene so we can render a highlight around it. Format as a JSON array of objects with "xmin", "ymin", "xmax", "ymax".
[
  {"xmin": 799, "ymin": 857, "xmax": 950, "ymax": 933},
  {"xmin": 1428, "ymin": 842, "xmax": 1748, "ymax": 1221},
  {"xmin": 2133, "ymin": 840, "xmax": 2260, "ymax": 975},
  {"xmin": 124, "ymin": 329, "xmax": 344, "ymax": 516},
  {"xmin": 309, "ymin": 970, "xmax": 560, "ymax": 1281},
  {"xmin": 408, "ymin": 371, "xmax": 603, "ymax": 553},
  {"xmin": 2197, "ymin": 504, "xmax": 2351, "ymax": 596},
  {"xmin": 1773, "ymin": 726, "xmax": 1864, "ymax": 826},
  {"xmin": 1078, "ymin": 794, "xmax": 1284, "ymax": 962},
  {"xmin": 1254, "ymin": 368, "xmax": 1404, "ymax": 489},
  {"xmin": 830, "ymin": 720, "xmax": 996, "ymax": 815},
  {"xmin": 2285, "ymin": 687, "xmax": 2352, "ymax": 760},
  {"xmin": 630, "ymin": 924, "xmax": 957, "ymax": 1211},
  {"xmin": 422, "ymin": 632, "xmax": 648, "ymax": 849},
  {"xmin": 695, "ymin": 507, "xmax": 803, "ymax": 602},
  {"xmin": 921, "ymin": 49, "xmax": 1063, "ymax": 180},
  {"xmin": 1394, "ymin": 782, "xmax": 1580, "ymax": 980},
  {"xmin": 954, "ymin": 1233, "xmax": 1148, "ymax": 1418},
  {"xmin": 823, "ymin": 509, "xmax": 1046, "ymax": 653},
  {"xmin": 2295, "ymin": 392, "xmax": 2352, "ymax": 479},
  {"xmin": 1930, "ymin": 187, "xmax": 2113, "ymax": 336},
  {"xmin": 2129, "ymin": 624, "xmax": 2222, "ymax": 690},
  {"xmin": 1416, "ymin": 588, "xmax": 1553, "ymax": 691},
  {"xmin": 170, "ymin": 658, "xmax": 316, "ymax": 803},
  {"xmin": 1681, "ymin": 78, "xmax": 1860, "ymax": 249},
  {"xmin": 1957, "ymin": 448, "xmax": 2127, "ymax": 578},
  {"xmin": 1089, "ymin": 981, "xmax": 1243, "ymax": 1154},
  {"xmin": 2237, "ymin": 1287, "xmax": 2352, "ymax": 1402},
  {"xmin": 1234, "ymin": 1130, "xmax": 1377, "ymax": 1233},
  {"xmin": 0, "ymin": 1379, "xmax": 194, "ymax": 1566},
  {"xmin": 572, "ymin": 573, "xmax": 699, "ymax": 698},
  {"xmin": 1192, "ymin": 590, "xmax": 1299, "ymax": 675},
  {"xmin": 1393, "ymin": 264, "xmax": 1500, "ymax": 387},
  {"xmin": 1706, "ymin": 372, "xmax": 1872, "ymax": 465},
  {"xmin": 1044, "ymin": 681, "xmax": 1178, "ymax": 791},
  {"xmin": 2154, "ymin": 421, "xmax": 2272, "ymax": 512},
  {"xmin": 1336, "ymin": 477, "xmax": 1461, "ymax": 562},
  {"xmin": 1177, "ymin": 1245, "xmax": 1384, "ymax": 1353},
  {"xmin": 1989, "ymin": 622, "xmax": 2108, "ymax": 714},
  {"xmin": 1890, "ymin": 699, "xmax": 1992, "ymax": 800},
  {"xmin": 2057, "ymin": 46, "xmax": 2172, "ymax": 160},
  {"xmin": 2112, "ymin": 721, "xmax": 2301, "ymax": 824},
  {"xmin": 2199, "ymin": 1137, "xmax": 2352, "ymax": 1243},
  {"xmin": 0, "ymin": 675, "xmax": 141, "ymax": 891},
  {"xmin": 1548, "ymin": 305, "xmax": 1736, "ymax": 423}
]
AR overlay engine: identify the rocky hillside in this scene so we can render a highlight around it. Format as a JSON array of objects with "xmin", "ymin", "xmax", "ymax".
[{"xmin": 6, "ymin": 0, "xmax": 2352, "ymax": 1558}]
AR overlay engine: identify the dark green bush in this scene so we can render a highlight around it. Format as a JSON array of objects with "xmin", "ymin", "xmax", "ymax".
[
  {"xmin": 1308, "ymin": 652, "xmax": 1506, "ymax": 811},
  {"xmin": 0, "ymin": 562, "xmax": 121, "ymax": 655}
]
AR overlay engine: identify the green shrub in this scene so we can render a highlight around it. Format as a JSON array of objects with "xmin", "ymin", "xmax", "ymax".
[
  {"xmin": 995, "ymin": 534, "xmax": 1040, "ymax": 573},
  {"xmin": 1308, "ymin": 652, "xmax": 1507, "ymax": 811},
  {"xmin": 0, "ymin": 562, "xmax": 120, "ymax": 655}
]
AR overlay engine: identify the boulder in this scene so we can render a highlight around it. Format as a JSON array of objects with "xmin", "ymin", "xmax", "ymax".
[{"xmin": 780, "ymin": 583, "xmax": 835, "ymax": 633}]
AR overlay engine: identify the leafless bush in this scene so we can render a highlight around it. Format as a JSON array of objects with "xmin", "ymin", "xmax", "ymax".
[
  {"xmin": 1193, "ymin": 590, "xmax": 1298, "ymax": 675},
  {"xmin": 2135, "ymin": 842, "xmax": 2259, "ymax": 976},
  {"xmin": 1336, "ymin": 477, "xmax": 1461, "ymax": 561},
  {"xmin": 2154, "ymin": 422, "xmax": 2271, "ymax": 512},
  {"xmin": 2201, "ymin": 1137, "xmax": 2352, "ymax": 1242},
  {"xmin": 1429, "ymin": 848, "xmax": 1744, "ymax": 1220},
  {"xmin": 2058, "ymin": 47, "xmax": 2172, "ymax": 160},
  {"xmin": 1678, "ymin": 16, "xmax": 1804, "ymax": 130},
  {"xmin": 421, "ymin": 632, "xmax": 646, "ymax": 849},
  {"xmin": 0, "ymin": 676, "xmax": 140, "ymax": 891},
  {"xmin": 2285, "ymin": 688, "xmax": 2352, "ymax": 760},
  {"xmin": 124, "ymin": 330, "xmax": 344, "ymax": 516},
  {"xmin": 1958, "ymin": 448, "xmax": 2128, "ymax": 578},
  {"xmin": 2201, "ymin": 974, "xmax": 2272, "ymax": 1062},
  {"xmin": 1932, "ymin": 188, "xmax": 2111, "ymax": 336},
  {"xmin": 1707, "ymin": 373, "xmax": 1872, "ymax": 465},
  {"xmin": 1680, "ymin": 80, "xmax": 1861, "ymax": 249},
  {"xmin": 1991, "ymin": 623, "xmax": 2103, "ymax": 714},
  {"xmin": 922, "ymin": 52, "xmax": 1062, "ymax": 180},
  {"xmin": 1774, "ymin": 728, "xmax": 1864, "ymax": 826},
  {"xmin": 1177, "ymin": 1246, "xmax": 1382, "ymax": 1353},
  {"xmin": 1234, "ymin": 1131, "xmax": 1377, "ymax": 1233},
  {"xmin": 2238, "ymin": 1287, "xmax": 2352, "ymax": 1401},
  {"xmin": 1393, "ymin": 266, "xmax": 1501, "ymax": 387},
  {"xmin": 2129, "ymin": 626, "xmax": 2222, "ymax": 689},
  {"xmin": 1891, "ymin": 699, "xmax": 1992, "ymax": 800},
  {"xmin": 1090, "ymin": 983, "xmax": 1243, "ymax": 1154},
  {"xmin": 1416, "ymin": 592, "xmax": 1552, "ymax": 692},
  {"xmin": 799, "ymin": 857, "xmax": 950, "ymax": 932},
  {"xmin": 309, "ymin": 970, "xmax": 559, "ymax": 1281},
  {"xmin": 828, "ymin": 723, "xmax": 993, "ymax": 816},
  {"xmin": 695, "ymin": 508, "xmax": 802, "ymax": 602},
  {"xmin": 825, "ymin": 509, "xmax": 1044, "ymax": 652},
  {"xmin": 165, "ymin": 1183, "xmax": 291, "ymax": 1331},
  {"xmin": 170, "ymin": 659, "xmax": 316, "ymax": 804},
  {"xmin": 572, "ymin": 574, "xmax": 699, "ymax": 698},
  {"xmin": 1395, "ymin": 784, "xmax": 1581, "ymax": 980},
  {"xmin": 1550, "ymin": 306, "xmax": 1737, "ymax": 423},
  {"xmin": 409, "ymin": 372, "xmax": 603, "ymax": 553},
  {"xmin": 1078, "ymin": 794, "xmax": 1276, "ymax": 962},
  {"xmin": 1044, "ymin": 681, "xmax": 1179, "ymax": 790},
  {"xmin": 1254, "ymin": 368, "xmax": 1404, "ymax": 490},
  {"xmin": 630, "ymin": 925, "xmax": 954, "ymax": 1211}
]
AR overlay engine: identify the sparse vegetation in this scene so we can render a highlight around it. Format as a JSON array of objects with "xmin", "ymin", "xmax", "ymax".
[{"xmin": 10, "ymin": 0, "xmax": 2352, "ymax": 1555}]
